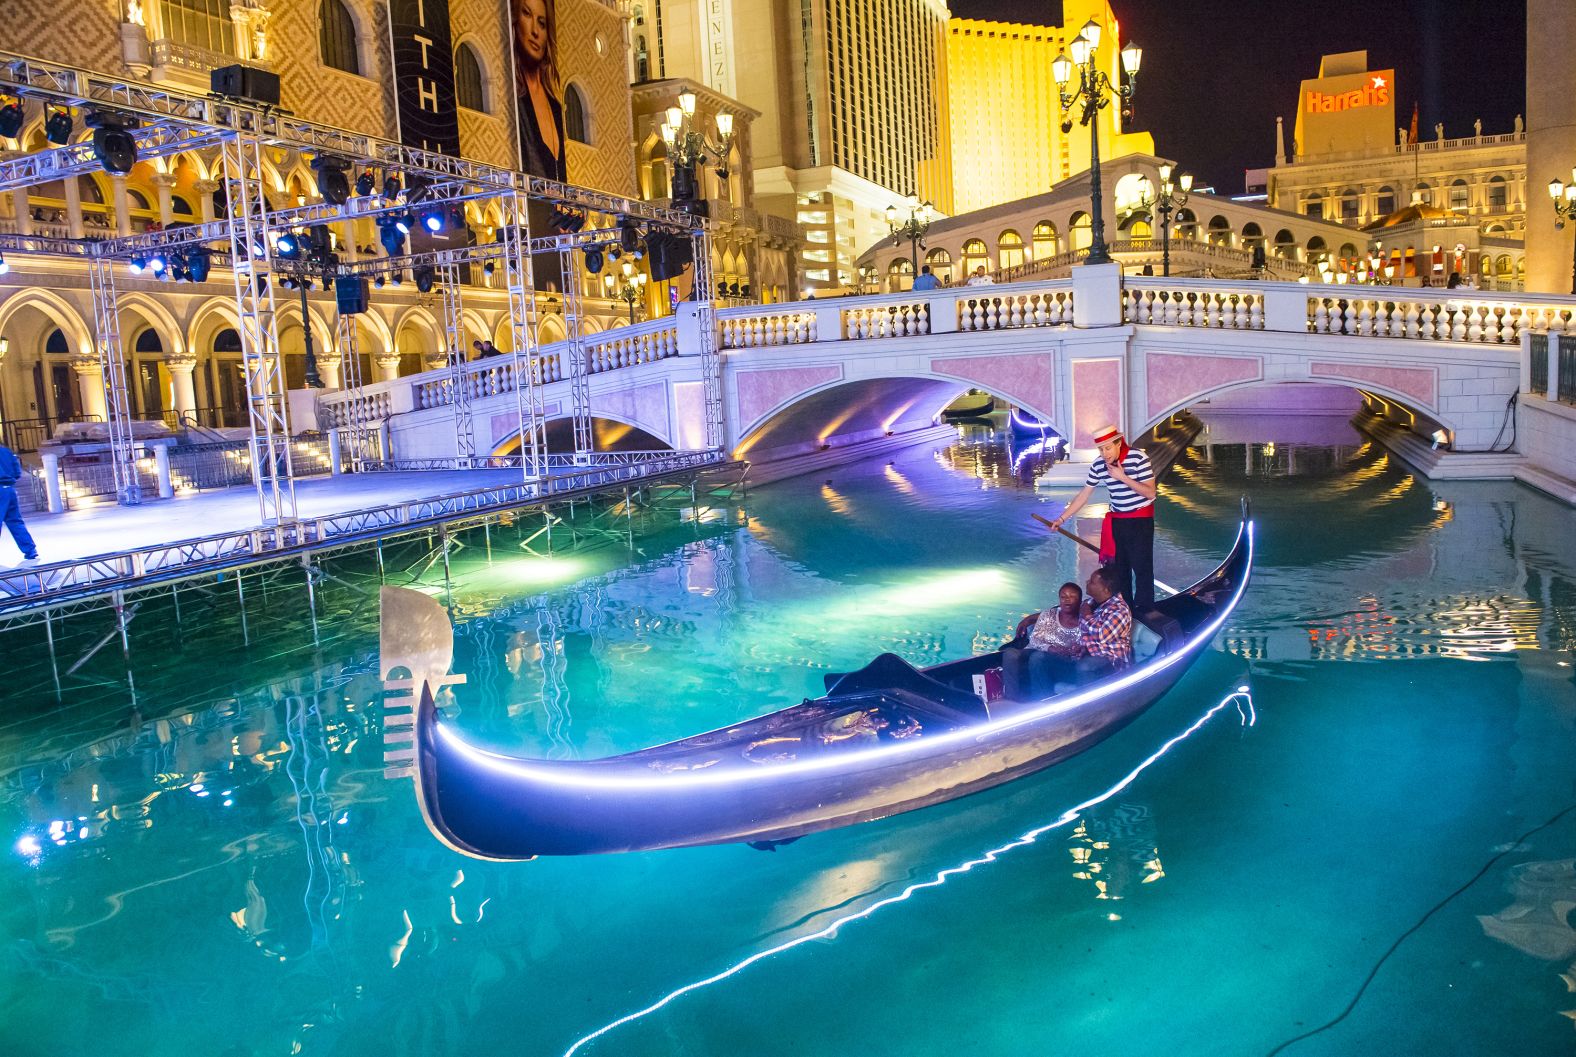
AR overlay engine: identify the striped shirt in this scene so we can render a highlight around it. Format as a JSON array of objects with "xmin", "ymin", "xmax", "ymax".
[{"xmin": 1085, "ymin": 448, "xmax": 1155, "ymax": 513}]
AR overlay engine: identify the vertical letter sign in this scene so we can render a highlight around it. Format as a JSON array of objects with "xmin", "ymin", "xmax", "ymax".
[{"xmin": 387, "ymin": 0, "xmax": 462, "ymax": 156}]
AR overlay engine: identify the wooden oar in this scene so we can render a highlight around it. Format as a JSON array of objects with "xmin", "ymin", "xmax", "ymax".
[{"xmin": 1031, "ymin": 512, "xmax": 1100, "ymax": 555}]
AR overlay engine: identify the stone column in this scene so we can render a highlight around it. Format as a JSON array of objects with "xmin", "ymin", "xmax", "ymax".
[
  {"xmin": 376, "ymin": 352, "xmax": 401, "ymax": 382},
  {"xmin": 11, "ymin": 188, "xmax": 31, "ymax": 236},
  {"xmin": 422, "ymin": 351, "xmax": 447, "ymax": 373},
  {"xmin": 194, "ymin": 180, "xmax": 219, "ymax": 222},
  {"xmin": 151, "ymin": 172, "xmax": 177, "ymax": 227},
  {"xmin": 316, "ymin": 351, "xmax": 343, "ymax": 389},
  {"xmin": 62, "ymin": 173, "xmax": 85, "ymax": 238},
  {"xmin": 166, "ymin": 354, "xmax": 198, "ymax": 425},
  {"xmin": 111, "ymin": 174, "xmax": 133, "ymax": 236},
  {"xmin": 1525, "ymin": 0, "xmax": 1576, "ymax": 293},
  {"xmin": 72, "ymin": 358, "xmax": 108, "ymax": 420}
]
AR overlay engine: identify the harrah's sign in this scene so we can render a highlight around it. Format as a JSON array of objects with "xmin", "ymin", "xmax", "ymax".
[{"xmin": 1305, "ymin": 73, "xmax": 1391, "ymax": 114}]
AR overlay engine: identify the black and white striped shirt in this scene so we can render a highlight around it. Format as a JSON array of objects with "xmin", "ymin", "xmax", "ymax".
[{"xmin": 1085, "ymin": 449, "xmax": 1155, "ymax": 512}]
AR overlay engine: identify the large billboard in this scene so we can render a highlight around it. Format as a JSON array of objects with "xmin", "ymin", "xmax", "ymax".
[
  {"xmin": 510, "ymin": 0, "xmax": 568, "ymax": 181},
  {"xmin": 1293, "ymin": 53, "xmax": 1395, "ymax": 160},
  {"xmin": 387, "ymin": 0, "xmax": 462, "ymax": 156}
]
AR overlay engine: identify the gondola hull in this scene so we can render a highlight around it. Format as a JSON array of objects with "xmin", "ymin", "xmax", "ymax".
[{"xmin": 404, "ymin": 514, "xmax": 1253, "ymax": 858}]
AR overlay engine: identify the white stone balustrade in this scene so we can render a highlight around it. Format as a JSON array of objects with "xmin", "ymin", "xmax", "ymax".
[
  {"xmin": 957, "ymin": 288, "xmax": 1074, "ymax": 330},
  {"xmin": 1125, "ymin": 283, "xmax": 1264, "ymax": 330},
  {"xmin": 841, "ymin": 299, "xmax": 932, "ymax": 339},
  {"xmin": 720, "ymin": 310, "xmax": 818, "ymax": 348},
  {"xmin": 1304, "ymin": 291, "xmax": 1576, "ymax": 345}
]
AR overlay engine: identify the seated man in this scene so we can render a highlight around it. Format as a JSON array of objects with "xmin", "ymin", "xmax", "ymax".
[
  {"xmin": 1075, "ymin": 566, "xmax": 1134, "ymax": 682},
  {"xmin": 1001, "ymin": 581, "xmax": 1085, "ymax": 699}
]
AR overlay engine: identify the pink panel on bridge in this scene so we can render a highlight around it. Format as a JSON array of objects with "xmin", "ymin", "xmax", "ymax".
[
  {"xmin": 1071, "ymin": 359, "xmax": 1123, "ymax": 448},
  {"xmin": 491, "ymin": 402, "xmax": 561, "ymax": 448},
  {"xmin": 736, "ymin": 365, "xmax": 844, "ymax": 431},
  {"xmin": 1310, "ymin": 361, "xmax": 1437, "ymax": 409},
  {"xmin": 672, "ymin": 382, "xmax": 707, "ymax": 449},
  {"xmin": 929, "ymin": 352, "xmax": 1055, "ymax": 419},
  {"xmin": 593, "ymin": 381, "xmax": 671, "ymax": 440},
  {"xmin": 1146, "ymin": 352, "xmax": 1262, "ymax": 420}
]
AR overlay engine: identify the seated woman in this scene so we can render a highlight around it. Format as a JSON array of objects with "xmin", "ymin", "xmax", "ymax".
[{"xmin": 1002, "ymin": 581, "xmax": 1085, "ymax": 699}]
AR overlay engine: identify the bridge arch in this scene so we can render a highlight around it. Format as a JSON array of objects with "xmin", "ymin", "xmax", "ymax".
[
  {"xmin": 489, "ymin": 411, "xmax": 674, "ymax": 457},
  {"xmin": 732, "ymin": 373, "xmax": 1062, "ymax": 461},
  {"xmin": 1140, "ymin": 377, "xmax": 1454, "ymax": 443}
]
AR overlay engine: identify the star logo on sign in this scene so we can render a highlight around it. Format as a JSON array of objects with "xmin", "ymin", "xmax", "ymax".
[{"xmin": 1371, "ymin": 75, "xmax": 1387, "ymax": 89}]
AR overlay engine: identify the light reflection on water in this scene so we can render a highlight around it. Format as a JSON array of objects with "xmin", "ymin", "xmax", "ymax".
[{"xmin": 2, "ymin": 413, "xmax": 1574, "ymax": 1057}]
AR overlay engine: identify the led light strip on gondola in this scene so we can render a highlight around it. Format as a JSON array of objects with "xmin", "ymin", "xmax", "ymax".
[
  {"xmin": 561, "ymin": 686, "xmax": 1255, "ymax": 1056},
  {"xmin": 435, "ymin": 522, "xmax": 1254, "ymax": 789}
]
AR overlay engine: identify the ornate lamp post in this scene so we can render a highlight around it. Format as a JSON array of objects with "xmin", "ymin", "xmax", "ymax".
[
  {"xmin": 604, "ymin": 260, "xmax": 648, "ymax": 323},
  {"xmin": 660, "ymin": 90, "xmax": 735, "ymax": 213},
  {"xmin": 1146, "ymin": 163, "xmax": 1192, "ymax": 277},
  {"xmin": 1547, "ymin": 168, "xmax": 1576, "ymax": 295},
  {"xmin": 1054, "ymin": 19, "xmax": 1141, "ymax": 266},
  {"xmin": 884, "ymin": 196, "xmax": 933, "ymax": 288}
]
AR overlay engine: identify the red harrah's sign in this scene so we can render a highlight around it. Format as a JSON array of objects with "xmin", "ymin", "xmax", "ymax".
[{"xmin": 1305, "ymin": 73, "xmax": 1391, "ymax": 114}]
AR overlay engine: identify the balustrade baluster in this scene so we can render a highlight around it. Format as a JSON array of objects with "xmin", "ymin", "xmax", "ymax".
[{"xmin": 1450, "ymin": 306, "xmax": 1467, "ymax": 341}]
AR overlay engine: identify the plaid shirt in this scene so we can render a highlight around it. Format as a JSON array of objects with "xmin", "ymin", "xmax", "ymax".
[{"xmin": 1081, "ymin": 594, "xmax": 1133, "ymax": 667}]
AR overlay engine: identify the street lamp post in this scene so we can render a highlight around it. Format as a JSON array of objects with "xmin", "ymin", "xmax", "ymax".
[
  {"xmin": 1146, "ymin": 163, "xmax": 1192, "ymax": 277},
  {"xmin": 605, "ymin": 260, "xmax": 648, "ymax": 323},
  {"xmin": 1054, "ymin": 19, "xmax": 1141, "ymax": 267},
  {"xmin": 1547, "ymin": 168, "xmax": 1576, "ymax": 295},
  {"xmin": 660, "ymin": 90, "xmax": 735, "ymax": 214},
  {"xmin": 885, "ymin": 197, "xmax": 933, "ymax": 288}
]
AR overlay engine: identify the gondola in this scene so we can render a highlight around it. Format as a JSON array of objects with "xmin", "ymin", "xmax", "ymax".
[
  {"xmin": 1008, "ymin": 406, "xmax": 1058, "ymax": 439},
  {"xmin": 390, "ymin": 503, "xmax": 1254, "ymax": 858},
  {"xmin": 941, "ymin": 389, "xmax": 996, "ymax": 419}
]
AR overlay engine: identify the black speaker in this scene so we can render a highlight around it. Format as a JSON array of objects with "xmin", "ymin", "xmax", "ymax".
[
  {"xmin": 211, "ymin": 64, "xmax": 281, "ymax": 107},
  {"xmin": 646, "ymin": 231, "xmax": 694, "ymax": 282},
  {"xmin": 335, "ymin": 275, "xmax": 369, "ymax": 315},
  {"xmin": 1251, "ymin": 243, "xmax": 1267, "ymax": 269}
]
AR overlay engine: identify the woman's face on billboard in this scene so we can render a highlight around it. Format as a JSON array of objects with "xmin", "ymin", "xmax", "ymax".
[{"xmin": 518, "ymin": 0, "xmax": 548, "ymax": 64}]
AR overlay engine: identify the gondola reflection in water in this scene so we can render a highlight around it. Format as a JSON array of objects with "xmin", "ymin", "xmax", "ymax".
[{"xmin": 384, "ymin": 502, "xmax": 1255, "ymax": 858}]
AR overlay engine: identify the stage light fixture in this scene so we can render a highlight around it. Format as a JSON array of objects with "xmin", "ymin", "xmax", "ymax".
[
  {"xmin": 483, "ymin": 261, "xmax": 495, "ymax": 277},
  {"xmin": 0, "ymin": 98, "xmax": 22, "ymax": 139},
  {"xmin": 608, "ymin": 245, "xmax": 622, "ymax": 262},
  {"xmin": 44, "ymin": 106, "xmax": 73, "ymax": 145},
  {"xmin": 378, "ymin": 219, "xmax": 406, "ymax": 256},
  {"xmin": 414, "ymin": 264, "xmax": 435, "ymax": 293},
  {"xmin": 584, "ymin": 247, "xmax": 604, "ymax": 274},
  {"xmin": 390, "ymin": 271, "xmax": 404, "ymax": 286},
  {"xmin": 354, "ymin": 171, "xmax": 375, "ymax": 197},
  {"xmin": 373, "ymin": 274, "xmax": 386, "ymax": 288},
  {"xmin": 128, "ymin": 256, "xmax": 146, "ymax": 274},
  {"xmin": 312, "ymin": 155, "xmax": 352, "ymax": 206},
  {"xmin": 276, "ymin": 231, "xmax": 301, "ymax": 257},
  {"xmin": 186, "ymin": 248, "xmax": 211, "ymax": 283},
  {"xmin": 0, "ymin": 252, "xmax": 8, "ymax": 276},
  {"xmin": 147, "ymin": 253, "xmax": 166, "ymax": 274},
  {"xmin": 619, "ymin": 218, "xmax": 643, "ymax": 254},
  {"xmin": 421, "ymin": 208, "xmax": 444, "ymax": 233},
  {"xmin": 87, "ymin": 112, "xmax": 138, "ymax": 173},
  {"xmin": 394, "ymin": 212, "xmax": 414, "ymax": 236},
  {"xmin": 280, "ymin": 276, "xmax": 295, "ymax": 291},
  {"xmin": 383, "ymin": 174, "xmax": 403, "ymax": 199},
  {"xmin": 565, "ymin": 209, "xmax": 586, "ymax": 232}
]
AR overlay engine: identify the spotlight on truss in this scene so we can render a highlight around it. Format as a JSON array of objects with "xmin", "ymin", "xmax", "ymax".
[
  {"xmin": 86, "ymin": 111, "xmax": 139, "ymax": 173},
  {"xmin": 312, "ymin": 155, "xmax": 352, "ymax": 205},
  {"xmin": 44, "ymin": 106, "xmax": 73, "ymax": 145}
]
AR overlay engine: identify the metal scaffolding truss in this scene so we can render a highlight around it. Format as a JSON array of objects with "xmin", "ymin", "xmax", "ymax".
[
  {"xmin": 498, "ymin": 194, "xmax": 548, "ymax": 481},
  {"xmin": 86, "ymin": 258, "xmax": 140, "ymax": 504},
  {"xmin": 436, "ymin": 261, "xmax": 475, "ymax": 462},
  {"xmin": 557, "ymin": 244, "xmax": 594, "ymax": 458},
  {"xmin": 333, "ymin": 311, "xmax": 377, "ymax": 469},
  {"xmin": 690, "ymin": 227, "xmax": 725, "ymax": 449}
]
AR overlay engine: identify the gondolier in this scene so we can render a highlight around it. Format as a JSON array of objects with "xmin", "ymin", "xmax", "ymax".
[{"xmin": 1046, "ymin": 423, "xmax": 1156, "ymax": 610}]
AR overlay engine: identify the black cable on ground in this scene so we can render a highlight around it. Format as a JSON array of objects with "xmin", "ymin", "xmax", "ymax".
[{"xmin": 1264, "ymin": 800, "xmax": 1576, "ymax": 1057}]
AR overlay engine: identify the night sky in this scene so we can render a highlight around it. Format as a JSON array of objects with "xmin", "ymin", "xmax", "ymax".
[{"xmin": 948, "ymin": 0, "xmax": 1527, "ymax": 193}]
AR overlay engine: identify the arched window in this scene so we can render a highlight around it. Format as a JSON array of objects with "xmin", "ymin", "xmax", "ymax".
[
  {"xmin": 214, "ymin": 328, "xmax": 243, "ymax": 352},
  {"xmin": 997, "ymin": 229, "xmax": 1024, "ymax": 271},
  {"xmin": 45, "ymin": 328, "xmax": 69, "ymax": 355},
  {"xmin": 1273, "ymin": 228, "xmax": 1296, "ymax": 258},
  {"xmin": 134, "ymin": 329, "xmax": 163, "ymax": 353},
  {"xmin": 1413, "ymin": 181, "xmax": 1432, "ymax": 206},
  {"xmin": 925, "ymin": 247, "xmax": 953, "ymax": 285},
  {"xmin": 888, "ymin": 257, "xmax": 913, "ymax": 291},
  {"xmin": 1069, "ymin": 213, "xmax": 1091, "ymax": 252},
  {"xmin": 1031, "ymin": 221, "xmax": 1057, "ymax": 259},
  {"xmin": 1449, "ymin": 178, "xmax": 1469, "ymax": 211},
  {"xmin": 1488, "ymin": 175, "xmax": 1508, "ymax": 209},
  {"xmin": 564, "ymin": 83, "xmax": 590, "ymax": 144},
  {"xmin": 1207, "ymin": 215, "xmax": 1232, "ymax": 246},
  {"xmin": 1305, "ymin": 235, "xmax": 1327, "ymax": 264},
  {"xmin": 1340, "ymin": 188, "xmax": 1359, "ymax": 221},
  {"xmin": 320, "ymin": 0, "xmax": 360, "ymax": 75},
  {"xmin": 962, "ymin": 238, "xmax": 989, "ymax": 274},
  {"xmin": 454, "ymin": 42, "xmax": 486, "ymax": 112},
  {"xmin": 1376, "ymin": 186, "xmax": 1396, "ymax": 215},
  {"xmin": 1173, "ymin": 208, "xmax": 1198, "ymax": 239},
  {"xmin": 1305, "ymin": 192, "xmax": 1323, "ymax": 219}
]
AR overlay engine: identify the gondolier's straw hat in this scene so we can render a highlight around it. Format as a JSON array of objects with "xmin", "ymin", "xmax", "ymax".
[{"xmin": 1092, "ymin": 424, "xmax": 1123, "ymax": 444}]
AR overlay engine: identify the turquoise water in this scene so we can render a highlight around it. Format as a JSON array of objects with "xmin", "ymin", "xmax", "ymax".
[{"xmin": 3, "ymin": 419, "xmax": 1575, "ymax": 1057}]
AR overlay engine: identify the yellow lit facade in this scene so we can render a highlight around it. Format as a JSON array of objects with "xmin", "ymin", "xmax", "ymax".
[{"xmin": 945, "ymin": 1, "xmax": 1154, "ymax": 215}]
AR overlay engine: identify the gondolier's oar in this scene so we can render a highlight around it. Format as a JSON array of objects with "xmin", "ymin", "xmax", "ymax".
[{"xmin": 1032, "ymin": 512, "xmax": 1099, "ymax": 555}]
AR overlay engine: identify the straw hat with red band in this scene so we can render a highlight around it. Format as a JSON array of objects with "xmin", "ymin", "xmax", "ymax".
[{"xmin": 1091, "ymin": 424, "xmax": 1123, "ymax": 445}]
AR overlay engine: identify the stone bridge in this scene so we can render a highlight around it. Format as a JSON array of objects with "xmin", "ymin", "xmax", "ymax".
[{"xmin": 315, "ymin": 264, "xmax": 1575, "ymax": 484}]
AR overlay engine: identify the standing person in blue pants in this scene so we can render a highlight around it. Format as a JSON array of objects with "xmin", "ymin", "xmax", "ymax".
[{"xmin": 0, "ymin": 442, "xmax": 40, "ymax": 565}]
